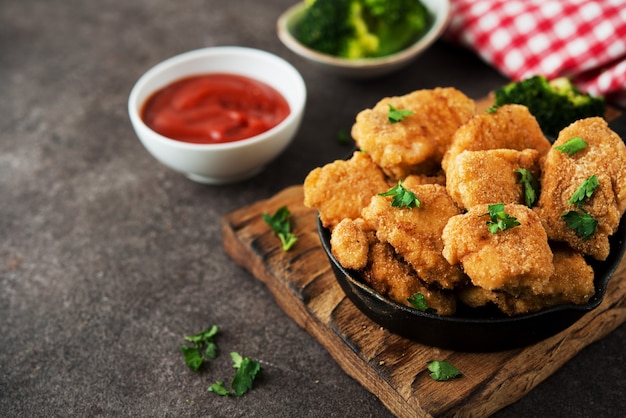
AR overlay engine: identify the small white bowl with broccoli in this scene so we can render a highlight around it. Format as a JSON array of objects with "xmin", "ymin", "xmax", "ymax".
[{"xmin": 277, "ymin": 0, "xmax": 450, "ymax": 78}]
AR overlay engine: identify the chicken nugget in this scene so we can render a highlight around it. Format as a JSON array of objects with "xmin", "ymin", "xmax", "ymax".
[
  {"xmin": 364, "ymin": 241, "xmax": 457, "ymax": 315},
  {"xmin": 362, "ymin": 183, "xmax": 465, "ymax": 289},
  {"xmin": 442, "ymin": 104, "xmax": 550, "ymax": 172},
  {"xmin": 330, "ymin": 218, "xmax": 374, "ymax": 271},
  {"xmin": 446, "ymin": 148, "xmax": 541, "ymax": 210},
  {"xmin": 442, "ymin": 204, "xmax": 554, "ymax": 296},
  {"xmin": 458, "ymin": 244, "xmax": 594, "ymax": 315},
  {"xmin": 534, "ymin": 117, "xmax": 626, "ymax": 260},
  {"xmin": 304, "ymin": 151, "xmax": 388, "ymax": 229},
  {"xmin": 351, "ymin": 87, "xmax": 475, "ymax": 180}
]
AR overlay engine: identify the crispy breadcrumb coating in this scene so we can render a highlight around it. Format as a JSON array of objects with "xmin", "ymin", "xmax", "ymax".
[
  {"xmin": 442, "ymin": 104, "xmax": 550, "ymax": 172},
  {"xmin": 304, "ymin": 151, "xmax": 388, "ymax": 229},
  {"xmin": 362, "ymin": 183, "xmax": 466, "ymax": 289},
  {"xmin": 458, "ymin": 244, "xmax": 595, "ymax": 315},
  {"xmin": 442, "ymin": 204, "xmax": 554, "ymax": 296},
  {"xmin": 534, "ymin": 117, "xmax": 626, "ymax": 260},
  {"xmin": 445, "ymin": 148, "xmax": 541, "ymax": 210},
  {"xmin": 351, "ymin": 88, "xmax": 475, "ymax": 180},
  {"xmin": 364, "ymin": 241, "xmax": 457, "ymax": 315}
]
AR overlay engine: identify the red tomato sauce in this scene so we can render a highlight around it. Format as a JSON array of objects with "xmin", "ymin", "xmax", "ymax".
[{"xmin": 141, "ymin": 73, "xmax": 290, "ymax": 144}]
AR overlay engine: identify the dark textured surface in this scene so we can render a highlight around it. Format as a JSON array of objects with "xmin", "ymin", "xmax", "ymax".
[{"xmin": 1, "ymin": 1, "xmax": 624, "ymax": 417}]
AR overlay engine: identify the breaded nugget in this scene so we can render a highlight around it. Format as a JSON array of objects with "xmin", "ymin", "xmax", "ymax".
[
  {"xmin": 364, "ymin": 241, "xmax": 457, "ymax": 315},
  {"xmin": 330, "ymin": 218, "xmax": 374, "ymax": 271},
  {"xmin": 442, "ymin": 204, "xmax": 554, "ymax": 296},
  {"xmin": 361, "ymin": 183, "xmax": 465, "ymax": 289},
  {"xmin": 534, "ymin": 117, "xmax": 626, "ymax": 260},
  {"xmin": 401, "ymin": 172, "xmax": 446, "ymax": 188},
  {"xmin": 445, "ymin": 148, "xmax": 541, "ymax": 210},
  {"xmin": 303, "ymin": 151, "xmax": 388, "ymax": 229},
  {"xmin": 351, "ymin": 87, "xmax": 475, "ymax": 180},
  {"xmin": 458, "ymin": 244, "xmax": 595, "ymax": 315},
  {"xmin": 442, "ymin": 104, "xmax": 550, "ymax": 172}
]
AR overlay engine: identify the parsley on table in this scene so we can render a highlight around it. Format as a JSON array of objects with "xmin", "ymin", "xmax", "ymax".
[
  {"xmin": 262, "ymin": 206, "xmax": 298, "ymax": 251},
  {"xmin": 378, "ymin": 181, "xmax": 421, "ymax": 209},
  {"xmin": 387, "ymin": 104, "xmax": 414, "ymax": 124},
  {"xmin": 561, "ymin": 210, "xmax": 598, "ymax": 241},
  {"xmin": 180, "ymin": 325, "xmax": 220, "ymax": 371},
  {"xmin": 480, "ymin": 203, "xmax": 520, "ymax": 234},
  {"xmin": 568, "ymin": 175, "xmax": 599, "ymax": 208},
  {"xmin": 554, "ymin": 137, "xmax": 587, "ymax": 156},
  {"xmin": 427, "ymin": 360, "xmax": 462, "ymax": 381},
  {"xmin": 337, "ymin": 128, "xmax": 351, "ymax": 146},
  {"xmin": 515, "ymin": 168, "xmax": 539, "ymax": 207},
  {"xmin": 408, "ymin": 293, "xmax": 436, "ymax": 313},
  {"xmin": 207, "ymin": 352, "xmax": 262, "ymax": 397}
]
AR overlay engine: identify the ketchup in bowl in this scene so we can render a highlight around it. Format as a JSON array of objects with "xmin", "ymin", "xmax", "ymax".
[{"xmin": 141, "ymin": 73, "xmax": 290, "ymax": 144}]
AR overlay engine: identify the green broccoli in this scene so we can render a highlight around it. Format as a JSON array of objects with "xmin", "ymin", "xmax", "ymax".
[
  {"xmin": 294, "ymin": 0, "xmax": 432, "ymax": 59},
  {"xmin": 493, "ymin": 75, "xmax": 606, "ymax": 138}
]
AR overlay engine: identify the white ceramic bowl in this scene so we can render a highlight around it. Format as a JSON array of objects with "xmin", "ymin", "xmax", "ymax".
[
  {"xmin": 128, "ymin": 46, "xmax": 306, "ymax": 184},
  {"xmin": 277, "ymin": 0, "xmax": 450, "ymax": 79}
]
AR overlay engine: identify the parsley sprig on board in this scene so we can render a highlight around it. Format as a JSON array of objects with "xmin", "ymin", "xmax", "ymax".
[
  {"xmin": 427, "ymin": 360, "xmax": 462, "ymax": 381},
  {"xmin": 263, "ymin": 206, "xmax": 298, "ymax": 251}
]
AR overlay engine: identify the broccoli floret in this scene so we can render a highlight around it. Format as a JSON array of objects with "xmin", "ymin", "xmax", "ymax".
[
  {"xmin": 493, "ymin": 75, "xmax": 606, "ymax": 138},
  {"xmin": 294, "ymin": 0, "xmax": 432, "ymax": 59}
]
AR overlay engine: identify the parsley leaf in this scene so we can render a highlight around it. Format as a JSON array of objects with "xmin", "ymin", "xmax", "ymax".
[
  {"xmin": 554, "ymin": 137, "xmax": 587, "ymax": 156},
  {"xmin": 387, "ymin": 104, "xmax": 414, "ymax": 124},
  {"xmin": 207, "ymin": 381, "xmax": 232, "ymax": 396},
  {"xmin": 561, "ymin": 210, "xmax": 598, "ymax": 241},
  {"xmin": 568, "ymin": 175, "xmax": 599, "ymax": 208},
  {"xmin": 480, "ymin": 203, "xmax": 520, "ymax": 234},
  {"xmin": 408, "ymin": 293, "xmax": 436, "ymax": 313},
  {"xmin": 378, "ymin": 181, "xmax": 421, "ymax": 209},
  {"xmin": 427, "ymin": 360, "xmax": 462, "ymax": 381},
  {"xmin": 337, "ymin": 128, "xmax": 351, "ymax": 145},
  {"xmin": 180, "ymin": 325, "xmax": 220, "ymax": 371},
  {"xmin": 230, "ymin": 352, "xmax": 262, "ymax": 397},
  {"xmin": 262, "ymin": 206, "xmax": 298, "ymax": 251},
  {"xmin": 515, "ymin": 168, "xmax": 539, "ymax": 207}
]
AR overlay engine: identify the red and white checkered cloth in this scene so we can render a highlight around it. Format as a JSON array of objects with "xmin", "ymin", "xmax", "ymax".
[{"xmin": 445, "ymin": 0, "xmax": 626, "ymax": 107}]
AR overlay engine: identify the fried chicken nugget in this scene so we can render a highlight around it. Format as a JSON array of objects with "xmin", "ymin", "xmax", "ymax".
[
  {"xmin": 458, "ymin": 244, "xmax": 595, "ymax": 315},
  {"xmin": 330, "ymin": 218, "xmax": 374, "ymax": 271},
  {"xmin": 446, "ymin": 148, "xmax": 541, "ymax": 210},
  {"xmin": 364, "ymin": 241, "xmax": 457, "ymax": 315},
  {"xmin": 442, "ymin": 104, "xmax": 550, "ymax": 173},
  {"xmin": 303, "ymin": 151, "xmax": 388, "ymax": 229},
  {"xmin": 351, "ymin": 88, "xmax": 475, "ymax": 180},
  {"xmin": 534, "ymin": 117, "xmax": 626, "ymax": 260},
  {"xmin": 362, "ymin": 183, "xmax": 466, "ymax": 289},
  {"xmin": 442, "ymin": 204, "xmax": 554, "ymax": 296}
]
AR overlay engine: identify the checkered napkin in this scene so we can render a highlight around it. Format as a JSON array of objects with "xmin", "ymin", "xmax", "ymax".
[{"xmin": 445, "ymin": 0, "xmax": 626, "ymax": 107}]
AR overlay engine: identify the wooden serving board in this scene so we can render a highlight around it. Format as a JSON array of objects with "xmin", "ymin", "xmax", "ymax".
[{"xmin": 222, "ymin": 185, "xmax": 626, "ymax": 418}]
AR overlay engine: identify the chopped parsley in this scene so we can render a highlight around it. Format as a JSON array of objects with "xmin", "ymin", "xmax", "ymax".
[
  {"xmin": 515, "ymin": 168, "xmax": 539, "ymax": 207},
  {"xmin": 480, "ymin": 203, "xmax": 520, "ymax": 234},
  {"xmin": 387, "ymin": 104, "xmax": 414, "ymax": 124},
  {"xmin": 408, "ymin": 293, "xmax": 436, "ymax": 313},
  {"xmin": 568, "ymin": 175, "xmax": 599, "ymax": 208},
  {"xmin": 263, "ymin": 206, "xmax": 298, "ymax": 251},
  {"xmin": 427, "ymin": 360, "xmax": 462, "ymax": 381},
  {"xmin": 561, "ymin": 210, "xmax": 598, "ymax": 241},
  {"xmin": 180, "ymin": 325, "xmax": 220, "ymax": 371},
  {"xmin": 378, "ymin": 181, "xmax": 420, "ymax": 209},
  {"xmin": 554, "ymin": 137, "xmax": 587, "ymax": 156},
  {"xmin": 208, "ymin": 353, "xmax": 262, "ymax": 397}
]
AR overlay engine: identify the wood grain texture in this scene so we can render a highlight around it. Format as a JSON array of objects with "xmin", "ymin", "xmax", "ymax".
[{"xmin": 222, "ymin": 185, "xmax": 626, "ymax": 418}]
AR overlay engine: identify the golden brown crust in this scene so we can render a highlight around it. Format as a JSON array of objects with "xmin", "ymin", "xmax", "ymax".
[
  {"xmin": 351, "ymin": 87, "xmax": 475, "ymax": 180},
  {"xmin": 303, "ymin": 151, "xmax": 388, "ymax": 229},
  {"xmin": 534, "ymin": 117, "xmax": 626, "ymax": 260},
  {"xmin": 442, "ymin": 204, "xmax": 554, "ymax": 296},
  {"xmin": 442, "ymin": 104, "xmax": 550, "ymax": 172}
]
